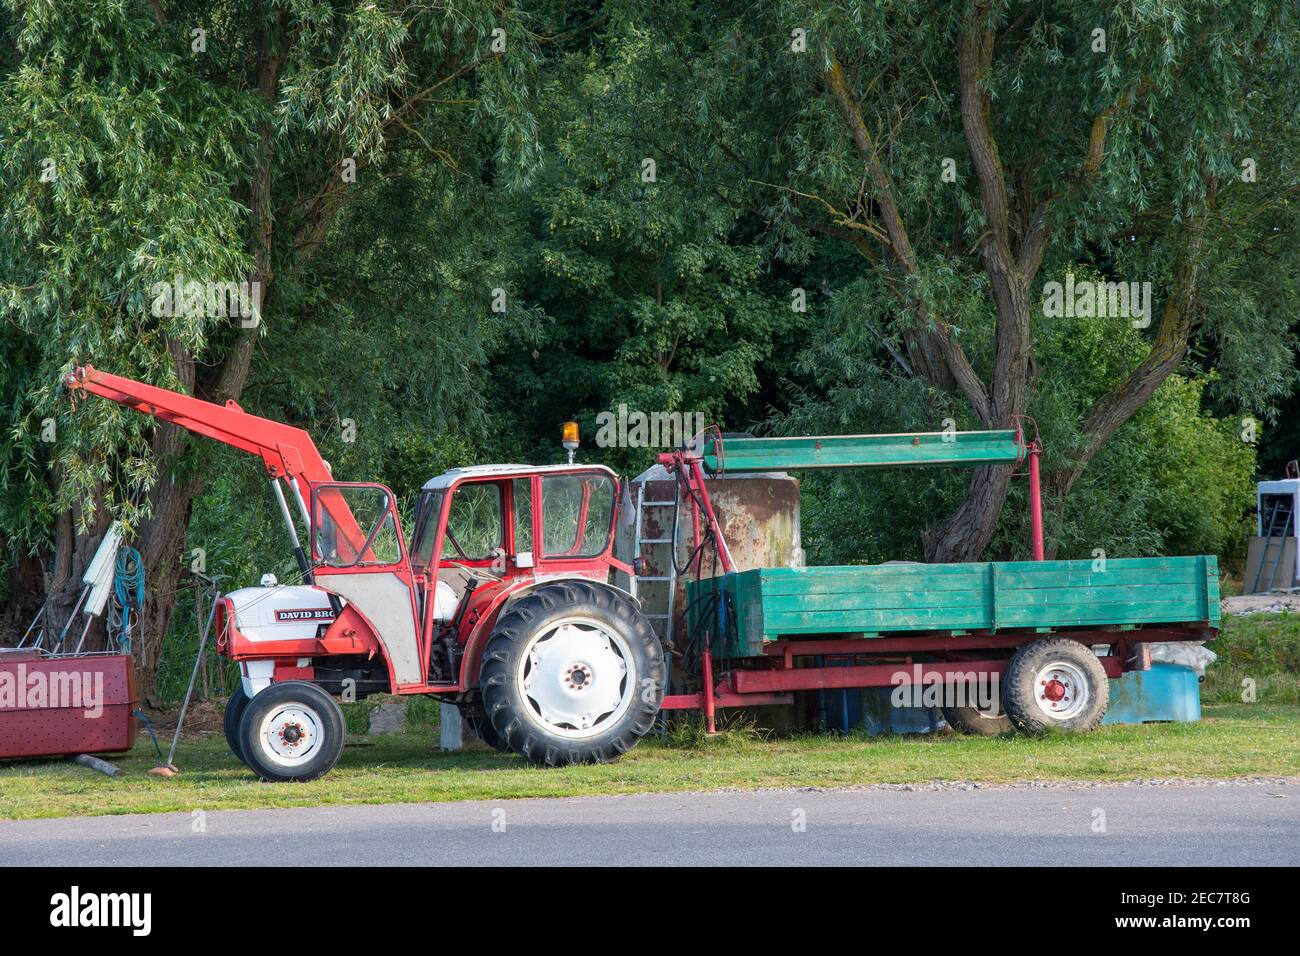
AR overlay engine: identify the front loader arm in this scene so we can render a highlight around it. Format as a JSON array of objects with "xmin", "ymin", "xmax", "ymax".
[
  {"xmin": 65, "ymin": 365, "xmax": 334, "ymax": 486},
  {"xmin": 64, "ymin": 365, "xmax": 382, "ymax": 564}
]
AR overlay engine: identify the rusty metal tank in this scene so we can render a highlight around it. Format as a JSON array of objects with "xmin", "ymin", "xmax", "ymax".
[{"xmin": 615, "ymin": 464, "xmax": 802, "ymax": 657}]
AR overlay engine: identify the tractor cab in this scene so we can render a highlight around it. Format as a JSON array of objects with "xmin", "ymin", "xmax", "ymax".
[
  {"xmin": 409, "ymin": 464, "xmax": 621, "ymax": 609},
  {"xmin": 301, "ymin": 462, "xmax": 626, "ymax": 691}
]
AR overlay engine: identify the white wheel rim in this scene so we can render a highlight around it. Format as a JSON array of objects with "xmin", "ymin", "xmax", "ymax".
[
  {"xmin": 1031, "ymin": 660, "xmax": 1090, "ymax": 721},
  {"xmin": 517, "ymin": 616, "xmax": 635, "ymax": 739},
  {"xmin": 258, "ymin": 703, "xmax": 325, "ymax": 767}
]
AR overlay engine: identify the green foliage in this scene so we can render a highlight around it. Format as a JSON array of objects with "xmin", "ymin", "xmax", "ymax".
[
  {"xmin": 786, "ymin": 280, "xmax": 1256, "ymax": 566},
  {"xmin": 1203, "ymin": 614, "xmax": 1300, "ymax": 705},
  {"xmin": 492, "ymin": 17, "xmax": 807, "ymax": 473},
  {"xmin": 2, "ymin": 1, "xmax": 1295, "ymax": 681},
  {"xmin": 1, "ymin": 0, "xmax": 256, "ymax": 533}
]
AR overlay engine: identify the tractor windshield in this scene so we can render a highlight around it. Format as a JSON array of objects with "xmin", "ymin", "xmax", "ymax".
[{"xmin": 410, "ymin": 483, "xmax": 507, "ymax": 568}]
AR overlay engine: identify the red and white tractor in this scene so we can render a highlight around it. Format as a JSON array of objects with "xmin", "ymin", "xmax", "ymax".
[{"xmin": 67, "ymin": 367, "xmax": 665, "ymax": 781}]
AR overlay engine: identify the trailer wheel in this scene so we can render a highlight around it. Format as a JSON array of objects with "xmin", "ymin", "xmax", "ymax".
[
  {"xmin": 463, "ymin": 702, "xmax": 510, "ymax": 753},
  {"xmin": 942, "ymin": 699, "xmax": 1013, "ymax": 736},
  {"xmin": 237, "ymin": 681, "xmax": 346, "ymax": 782},
  {"xmin": 480, "ymin": 580, "xmax": 664, "ymax": 767},
  {"xmin": 1003, "ymin": 638, "xmax": 1109, "ymax": 733},
  {"xmin": 223, "ymin": 684, "xmax": 250, "ymax": 764}
]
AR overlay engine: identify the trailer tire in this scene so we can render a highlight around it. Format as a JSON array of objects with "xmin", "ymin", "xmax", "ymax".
[
  {"xmin": 463, "ymin": 702, "xmax": 510, "ymax": 753},
  {"xmin": 942, "ymin": 700, "xmax": 1013, "ymax": 736},
  {"xmin": 223, "ymin": 684, "xmax": 251, "ymax": 764},
  {"xmin": 238, "ymin": 681, "xmax": 346, "ymax": 782},
  {"xmin": 480, "ymin": 580, "xmax": 664, "ymax": 767},
  {"xmin": 1003, "ymin": 638, "xmax": 1109, "ymax": 734}
]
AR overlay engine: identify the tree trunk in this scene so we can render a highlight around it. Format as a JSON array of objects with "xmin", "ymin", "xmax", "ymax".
[
  {"xmin": 919, "ymin": 11, "xmax": 1036, "ymax": 563},
  {"xmin": 38, "ymin": 493, "xmax": 111, "ymax": 654},
  {"xmin": 1, "ymin": 535, "xmax": 49, "ymax": 644},
  {"xmin": 923, "ymin": 463, "xmax": 1015, "ymax": 562},
  {"xmin": 32, "ymin": 17, "xmax": 287, "ymax": 697}
]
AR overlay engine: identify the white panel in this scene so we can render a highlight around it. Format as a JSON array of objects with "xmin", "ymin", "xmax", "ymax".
[
  {"xmin": 242, "ymin": 659, "xmax": 275, "ymax": 697},
  {"xmin": 317, "ymin": 572, "xmax": 424, "ymax": 686}
]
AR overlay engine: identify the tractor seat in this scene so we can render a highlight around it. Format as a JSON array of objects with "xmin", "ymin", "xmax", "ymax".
[{"xmin": 431, "ymin": 579, "xmax": 460, "ymax": 624}]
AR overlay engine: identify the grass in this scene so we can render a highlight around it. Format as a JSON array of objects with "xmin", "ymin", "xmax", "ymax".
[
  {"xmin": 1, "ymin": 703, "xmax": 1297, "ymax": 820},
  {"xmin": 1203, "ymin": 611, "xmax": 1300, "ymax": 704},
  {"xmin": 3, "ymin": 613, "xmax": 1298, "ymax": 821}
]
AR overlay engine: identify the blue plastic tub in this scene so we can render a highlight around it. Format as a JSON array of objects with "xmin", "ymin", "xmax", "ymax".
[{"xmin": 1102, "ymin": 662, "xmax": 1202, "ymax": 724}]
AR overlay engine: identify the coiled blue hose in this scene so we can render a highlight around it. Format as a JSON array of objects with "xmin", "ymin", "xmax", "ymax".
[{"xmin": 113, "ymin": 546, "xmax": 144, "ymax": 653}]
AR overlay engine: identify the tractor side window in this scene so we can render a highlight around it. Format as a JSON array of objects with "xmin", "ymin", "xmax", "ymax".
[
  {"xmin": 541, "ymin": 474, "xmax": 615, "ymax": 558},
  {"xmin": 444, "ymin": 483, "xmax": 503, "ymax": 562},
  {"xmin": 512, "ymin": 478, "xmax": 533, "ymax": 553},
  {"xmin": 313, "ymin": 485, "xmax": 402, "ymax": 567}
]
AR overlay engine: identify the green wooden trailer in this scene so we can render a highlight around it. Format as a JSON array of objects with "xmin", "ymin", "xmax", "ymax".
[
  {"xmin": 696, "ymin": 556, "xmax": 1220, "ymax": 659},
  {"xmin": 661, "ymin": 428, "xmax": 1221, "ymax": 736}
]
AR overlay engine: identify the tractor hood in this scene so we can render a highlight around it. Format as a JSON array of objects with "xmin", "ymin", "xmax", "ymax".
[{"xmin": 224, "ymin": 584, "xmax": 340, "ymax": 643}]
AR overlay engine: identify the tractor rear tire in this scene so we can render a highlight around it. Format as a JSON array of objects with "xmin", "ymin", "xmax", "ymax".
[
  {"xmin": 223, "ymin": 684, "xmax": 251, "ymax": 765},
  {"xmin": 1003, "ymin": 638, "xmax": 1109, "ymax": 734},
  {"xmin": 463, "ymin": 702, "xmax": 510, "ymax": 752},
  {"xmin": 942, "ymin": 699, "xmax": 1013, "ymax": 736},
  {"xmin": 238, "ymin": 681, "xmax": 346, "ymax": 782},
  {"xmin": 480, "ymin": 580, "xmax": 664, "ymax": 767}
]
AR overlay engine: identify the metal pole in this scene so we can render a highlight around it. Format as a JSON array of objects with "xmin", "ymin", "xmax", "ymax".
[
  {"xmin": 271, "ymin": 478, "xmax": 312, "ymax": 579},
  {"xmin": 689, "ymin": 459, "xmax": 735, "ymax": 572},
  {"xmin": 1029, "ymin": 444, "xmax": 1045, "ymax": 561},
  {"xmin": 290, "ymin": 477, "xmax": 313, "ymax": 531},
  {"xmin": 164, "ymin": 595, "xmax": 219, "ymax": 769},
  {"xmin": 701, "ymin": 643, "xmax": 717, "ymax": 735},
  {"xmin": 285, "ymin": 477, "xmax": 342, "ymax": 616},
  {"xmin": 17, "ymin": 606, "xmax": 44, "ymax": 648},
  {"xmin": 71, "ymin": 612, "xmax": 96, "ymax": 655},
  {"xmin": 50, "ymin": 586, "xmax": 91, "ymax": 653}
]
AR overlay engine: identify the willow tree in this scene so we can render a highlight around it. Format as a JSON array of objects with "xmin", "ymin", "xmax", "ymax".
[
  {"xmin": 0, "ymin": 0, "xmax": 538, "ymax": 696},
  {"xmin": 614, "ymin": 0, "xmax": 1298, "ymax": 560}
]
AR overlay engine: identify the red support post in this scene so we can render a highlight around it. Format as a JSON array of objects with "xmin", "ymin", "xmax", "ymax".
[
  {"xmin": 700, "ymin": 642, "xmax": 717, "ymax": 734},
  {"xmin": 1028, "ymin": 443, "xmax": 1045, "ymax": 561},
  {"xmin": 688, "ymin": 458, "xmax": 735, "ymax": 573}
]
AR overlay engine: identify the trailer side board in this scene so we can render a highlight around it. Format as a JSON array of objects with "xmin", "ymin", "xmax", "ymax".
[{"xmin": 689, "ymin": 556, "xmax": 1220, "ymax": 658}]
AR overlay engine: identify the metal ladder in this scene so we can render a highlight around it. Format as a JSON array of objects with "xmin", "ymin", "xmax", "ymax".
[
  {"xmin": 631, "ymin": 483, "xmax": 680, "ymax": 647},
  {"xmin": 1252, "ymin": 497, "xmax": 1295, "ymax": 592},
  {"xmin": 631, "ymin": 483, "xmax": 681, "ymax": 733}
]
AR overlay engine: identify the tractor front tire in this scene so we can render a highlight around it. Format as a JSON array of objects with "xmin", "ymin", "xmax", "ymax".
[
  {"xmin": 223, "ymin": 684, "xmax": 251, "ymax": 765},
  {"xmin": 238, "ymin": 681, "xmax": 346, "ymax": 782},
  {"xmin": 1003, "ymin": 638, "xmax": 1109, "ymax": 734},
  {"xmin": 480, "ymin": 580, "xmax": 664, "ymax": 767}
]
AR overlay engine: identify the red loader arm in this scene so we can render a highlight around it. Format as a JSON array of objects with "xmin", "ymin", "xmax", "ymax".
[
  {"xmin": 65, "ymin": 365, "xmax": 333, "ymax": 485},
  {"xmin": 64, "ymin": 365, "xmax": 378, "ymax": 560}
]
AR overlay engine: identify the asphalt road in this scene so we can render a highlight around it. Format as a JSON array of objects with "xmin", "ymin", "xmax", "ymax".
[{"xmin": 2, "ymin": 780, "xmax": 1296, "ymax": 866}]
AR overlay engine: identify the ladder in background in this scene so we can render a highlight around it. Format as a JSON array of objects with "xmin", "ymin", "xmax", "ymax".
[{"xmin": 1253, "ymin": 497, "xmax": 1295, "ymax": 592}]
